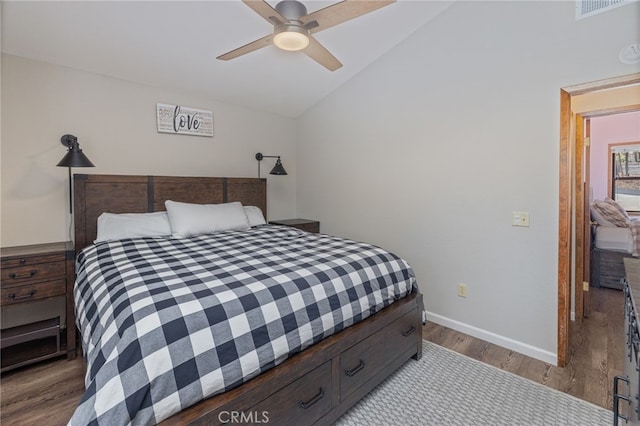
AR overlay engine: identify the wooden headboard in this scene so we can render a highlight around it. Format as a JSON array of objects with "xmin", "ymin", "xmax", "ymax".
[{"xmin": 73, "ymin": 174, "xmax": 267, "ymax": 251}]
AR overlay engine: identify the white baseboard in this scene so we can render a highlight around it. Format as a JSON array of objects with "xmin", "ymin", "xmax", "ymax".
[{"xmin": 425, "ymin": 311, "xmax": 558, "ymax": 366}]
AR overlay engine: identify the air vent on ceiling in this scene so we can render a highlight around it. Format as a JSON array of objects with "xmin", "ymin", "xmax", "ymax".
[{"xmin": 575, "ymin": 0, "xmax": 638, "ymax": 20}]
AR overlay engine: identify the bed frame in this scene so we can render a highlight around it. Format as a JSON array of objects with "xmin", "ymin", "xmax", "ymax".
[{"xmin": 73, "ymin": 174, "xmax": 423, "ymax": 426}]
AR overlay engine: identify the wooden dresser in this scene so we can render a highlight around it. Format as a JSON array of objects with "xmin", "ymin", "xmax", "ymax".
[
  {"xmin": 0, "ymin": 242, "xmax": 76, "ymax": 372},
  {"xmin": 617, "ymin": 257, "xmax": 640, "ymax": 425}
]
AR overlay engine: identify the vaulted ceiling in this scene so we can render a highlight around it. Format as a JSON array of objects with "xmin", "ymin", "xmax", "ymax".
[{"xmin": 1, "ymin": 1, "xmax": 455, "ymax": 118}]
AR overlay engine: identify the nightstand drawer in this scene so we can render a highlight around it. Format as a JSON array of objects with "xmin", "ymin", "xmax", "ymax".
[
  {"xmin": 1, "ymin": 253, "xmax": 66, "ymax": 269},
  {"xmin": 1, "ymin": 261, "xmax": 66, "ymax": 287},
  {"xmin": 1, "ymin": 279, "xmax": 66, "ymax": 306}
]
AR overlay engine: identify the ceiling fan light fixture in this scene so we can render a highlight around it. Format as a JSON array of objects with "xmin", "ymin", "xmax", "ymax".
[
  {"xmin": 218, "ymin": 0, "xmax": 394, "ymax": 70},
  {"xmin": 273, "ymin": 24, "xmax": 309, "ymax": 51}
]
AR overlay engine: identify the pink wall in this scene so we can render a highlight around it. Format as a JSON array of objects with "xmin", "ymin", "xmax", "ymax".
[{"xmin": 590, "ymin": 111, "xmax": 640, "ymax": 201}]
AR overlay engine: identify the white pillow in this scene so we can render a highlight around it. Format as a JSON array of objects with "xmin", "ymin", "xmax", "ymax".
[
  {"xmin": 165, "ymin": 200, "xmax": 250, "ymax": 237},
  {"xmin": 590, "ymin": 204, "xmax": 616, "ymax": 227},
  {"xmin": 591, "ymin": 199, "xmax": 630, "ymax": 227},
  {"xmin": 244, "ymin": 206, "xmax": 266, "ymax": 227},
  {"xmin": 605, "ymin": 197, "xmax": 630, "ymax": 220},
  {"xmin": 95, "ymin": 211, "xmax": 172, "ymax": 242}
]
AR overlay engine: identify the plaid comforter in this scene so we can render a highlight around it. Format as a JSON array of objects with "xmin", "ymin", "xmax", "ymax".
[{"xmin": 70, "ymin": 225, "xmax": 417, "ymax": 425}]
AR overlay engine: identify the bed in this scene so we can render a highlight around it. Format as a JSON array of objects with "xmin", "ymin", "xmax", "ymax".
[
  {"xmin": 589, "ymin": 199, "xmax": 640, "ymax": 290},
  {"xmin": 70, "ymin": 174, "xmax": 423, "ymax": 425}
]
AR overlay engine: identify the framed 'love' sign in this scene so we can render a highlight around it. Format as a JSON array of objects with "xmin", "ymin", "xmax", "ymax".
[{"xmin": 156, "ymin": 103, "xmax": 213, "ymax": 137}]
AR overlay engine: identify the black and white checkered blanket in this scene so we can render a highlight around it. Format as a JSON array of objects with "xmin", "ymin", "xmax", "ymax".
[{"xmin": 70, "ymin": 225, "xmax": 417, "ymax": 425}]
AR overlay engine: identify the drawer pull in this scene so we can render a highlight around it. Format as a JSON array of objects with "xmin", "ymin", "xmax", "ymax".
[
  {"xmin": 345, "ymin": 360, "xmax": 366, "ymax": 377},
  {"xmin": 614, "ymin": 375, "xmax": 631, "ymax": 426},
  {"xmin": 401, "ymin": 325, "xmax": 416, "ymax": 337},
  {"xmin": 298, "ymin": 387, "xmax": 325, "ymax": 410},
  {"xmin": 8, "ymin": 270, "xmax": 37, "ymax": 280},
  {"xmin": 8, "ymin": 290, "xmax": 37, "ymax": 301}
]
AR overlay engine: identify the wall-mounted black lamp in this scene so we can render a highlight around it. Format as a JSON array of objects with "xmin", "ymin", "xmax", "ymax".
[
  {"xmin": 56, "ymin": 134, "xmax": 95, "ymax": 213},
  {"xmin": 255, "ymin": 153, "xmax": 287, "ymax": 178}
]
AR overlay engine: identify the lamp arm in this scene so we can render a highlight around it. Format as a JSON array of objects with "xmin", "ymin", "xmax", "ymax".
[{"xmin": 255, "ymin": 153, "xmax": 280, "ymax": 161}]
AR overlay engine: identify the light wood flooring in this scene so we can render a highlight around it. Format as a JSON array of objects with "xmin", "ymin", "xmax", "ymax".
[
  {"xmin": 0, "ymin": 287, "xmax": 623, "ymax": 424},
  {"xmin": 423, "ymin": 286, "xmax": 624, "ymax": 410}
]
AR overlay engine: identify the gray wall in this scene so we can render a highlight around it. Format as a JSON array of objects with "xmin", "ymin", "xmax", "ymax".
[
  {"xmin": 296, "ymin": 1, "xmax": 640, "ymax": 363},
  {"xmin": 1, "ymin": 55, "xmax": 298, "ymax": 246}
]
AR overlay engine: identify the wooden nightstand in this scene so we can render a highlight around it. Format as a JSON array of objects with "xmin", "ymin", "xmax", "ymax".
[
  {"xmin": 269, "ymin": 219, "xmax": 320, "ymax": 233},
  {"xmin": 0, "ymin": 242, "xmax": 76, "ymax": 372}
]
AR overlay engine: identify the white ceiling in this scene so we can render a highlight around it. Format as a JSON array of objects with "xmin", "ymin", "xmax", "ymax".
[{"xmin": 1, "ymin": 0, "xmax": 454, "ymax": 118}]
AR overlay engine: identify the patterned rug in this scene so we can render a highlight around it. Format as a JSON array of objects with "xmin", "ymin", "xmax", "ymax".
[{"xmin": 334, "ymin": 341, "xmax": 612, "ymax": 426}]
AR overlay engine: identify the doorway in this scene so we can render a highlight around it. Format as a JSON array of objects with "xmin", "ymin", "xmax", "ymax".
[{"xmin": 557, "ymin": 73, "xmax": 640, "ymax": 367}]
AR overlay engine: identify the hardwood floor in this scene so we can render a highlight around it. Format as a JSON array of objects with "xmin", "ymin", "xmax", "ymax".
[
  {"xmin": 1, "ymin": 352, "xmax": 85, "ymax": 425},
  {"xmin": 423, "ymin": 286, "xmax": 624, "ymax": 410},
  {"xmin": 0, "ymin": 287, "xmax": 622, "ymax": 424}
]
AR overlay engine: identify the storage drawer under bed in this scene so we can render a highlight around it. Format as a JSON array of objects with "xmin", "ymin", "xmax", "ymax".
[{"xmin": 339, "ymin": 309, "xmax": 419, "ymax": 400}]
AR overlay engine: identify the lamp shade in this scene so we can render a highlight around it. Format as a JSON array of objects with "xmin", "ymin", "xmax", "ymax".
[
  {"xmin": 270, "ymin": 158, "xmax": 288, "ymax": 175},
  {"xmin": 56, "ymin": 134, "xmax": 95, "ymax": 168},
  {"xmin": 56, "ymin": 149, "xmax": 95, "ymax": 168}
]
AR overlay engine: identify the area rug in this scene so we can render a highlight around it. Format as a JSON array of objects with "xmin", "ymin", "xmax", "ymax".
[{"xmin": 334, "ymin": 341, "xmax": 612, "ymax": 426}]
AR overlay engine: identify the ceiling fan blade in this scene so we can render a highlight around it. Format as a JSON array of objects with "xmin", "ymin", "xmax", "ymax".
[
  {"xmin": 217, "ymin": 34, "xmax": 274, "ymax": 61},
  {"xmin": 304, "ymin": 35, "xmax": 342, "ymax": 71},
  {"xmin": 242, "ymin": 0, "xmax": 286, "ymax": 26},
  {"xmin": 301, "ymin": 0, "xmax": 395, "ymax": 34}
]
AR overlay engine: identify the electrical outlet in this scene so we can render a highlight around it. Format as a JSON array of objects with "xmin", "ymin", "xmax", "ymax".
[{"xmin": 457, "ymin": 283, "xmax": 468, "ymax": 298}]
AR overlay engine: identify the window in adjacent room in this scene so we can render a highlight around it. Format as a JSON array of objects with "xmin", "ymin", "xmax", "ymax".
[{"xmin": 610, "ymin": 142, "xmax": 640, "ymax": 212}]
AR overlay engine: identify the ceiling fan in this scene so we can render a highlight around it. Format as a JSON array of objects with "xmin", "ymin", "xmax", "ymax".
[{"xmin": 217, "ymin": 0, "xmax": 395, "ymax": 71}]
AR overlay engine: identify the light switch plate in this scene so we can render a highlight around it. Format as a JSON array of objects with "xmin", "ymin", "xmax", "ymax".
[{"xmin": 512, "ymin": 211, "xmax": 530, "ymax": 227}]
